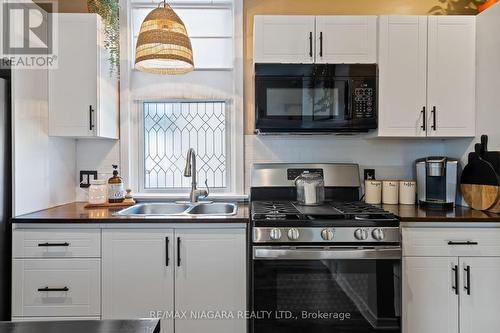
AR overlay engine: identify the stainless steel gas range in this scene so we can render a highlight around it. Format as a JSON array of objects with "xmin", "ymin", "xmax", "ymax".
[{"xmin": 249, "ymin": 163, "xmax": 401, "ymax": 333}]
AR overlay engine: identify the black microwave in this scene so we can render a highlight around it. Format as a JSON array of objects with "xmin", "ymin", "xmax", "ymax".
[{"xmin": 255, "ymin": 64, "xmax": 378, "ymax": 133}]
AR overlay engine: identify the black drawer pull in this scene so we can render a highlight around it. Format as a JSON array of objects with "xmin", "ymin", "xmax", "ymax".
[
  {"xmin": 421, "ymin": 106, "xmax": 426, "ymax": 131},
  {"xmin": 38, "ymin": 287, "xmax": 69, "ymax": 292},
  {"xmin": 38, "ymin": 242, "xmax": 70, "ymax": 247},
  {"xmin": 309, "ymin": 32, "xmax": 313, "ymax": 57},
  {"xmin": 448, "ymin": 241, "xmax": 478, "ymax": 246}
]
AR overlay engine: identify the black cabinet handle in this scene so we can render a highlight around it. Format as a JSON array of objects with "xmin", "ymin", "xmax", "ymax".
[
  {"xmin": 309, "ymin": 32, "xmax": 313, "ymax": 57},
  {"xmin": 464, "ymin": 265, "xmax": 471, "ymax": 295},
  {"xmin": 448, "ymin": 241, "xmax": 479, "ymax": 246},
  {"xmin": 165, "ymin": 237, "xmax": 169, "ymax": 267},
  {"xmin": 89, "ymin": 105, "xmax": 94, "ymax": 131},
  {"xmin": 38, "ymin": 287, "xmax": 69, "ymax": 292},
  {"xmin": 421, "ymin": 106, "xmax": 426, "ymax": 131},
  {"xmin": 177, "ymin": 237, "xmax": 181, "ymax": 267},
  {"xmin": 319, "ymin": 32, "xmax": 323, "ymax": 57},
  {"xmin": 431, "ymin": 106, "xmax": 437, "ymax": 131},
  {"xmin": 452, "ymin": 265, "xmax": 459, "ymax": 295},
  {"xmin": 38, "ymin": 242, "xmax": 70, "ymax": 247}
]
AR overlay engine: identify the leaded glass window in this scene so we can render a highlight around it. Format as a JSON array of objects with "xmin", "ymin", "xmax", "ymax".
[{"xmin": 143, "ymin": 101, "xmax": 227, "ymax": 190}]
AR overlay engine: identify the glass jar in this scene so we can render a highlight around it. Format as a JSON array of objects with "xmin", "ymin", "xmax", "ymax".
[
  {"xmin": 89, "ymin": 179, "xmax": 107, "ymax": 205},
  {"xmin": 295, "ymin": 172, "xmax": 325, "ymax": 206}
]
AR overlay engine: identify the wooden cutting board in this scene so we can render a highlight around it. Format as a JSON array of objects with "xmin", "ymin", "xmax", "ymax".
[
  {"xmin": 461, "ymin": 184, "xmax": 500, "ymax": 212},
  {"xmin": 460, "ymin": 143, "xmax": 500, "ymax": 213}
]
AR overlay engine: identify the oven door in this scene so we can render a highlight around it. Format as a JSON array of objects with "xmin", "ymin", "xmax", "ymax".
[
  {"xmin": 252, "ymin": 246, "xmax": 401, "ymax": 333},
  {"xmin": 255, "ymin": 75, "xmax": 350, "ymax": 133}
]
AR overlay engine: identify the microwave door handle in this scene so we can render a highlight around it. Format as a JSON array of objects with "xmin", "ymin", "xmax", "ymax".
[{"xmin": 345, "ymin": 80, "xmax": 352, "ymax": 120}]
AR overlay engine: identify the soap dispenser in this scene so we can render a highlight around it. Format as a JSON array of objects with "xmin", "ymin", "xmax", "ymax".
[{"xmin": 108, "ymin": 165, "xmax": 125, "ymax": 203}]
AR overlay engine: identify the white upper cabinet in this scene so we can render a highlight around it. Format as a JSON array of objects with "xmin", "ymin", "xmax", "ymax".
[
  {"xmin": 49, "ymin": 14, "xmax": 119, "ymax": 139},
  {"xmin": 253, "ymin": 15, "xmax": 377, "ymax": 64},
  {"xmin": 378, "ymin": 16, "xmax": 428, "ymax": 137},
  {"xmin": 427, "ymin": 16, "xmax": 476, "ymax": 137},
  {"xmin": 378, "ymin": 15, "xmax": 476, "ymax": 138},
  {"xmin": 253, "ymin": 15, "xmax": 315, "ymax": 64},
  {"xmin": 315, "ymin": 16, "xmax": 377, "ymax": 64}
]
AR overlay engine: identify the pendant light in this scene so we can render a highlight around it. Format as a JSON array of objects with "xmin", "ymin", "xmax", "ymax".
[{"xmin": 135, "ymin": 0, "xmax": 194, "ymax": 75}]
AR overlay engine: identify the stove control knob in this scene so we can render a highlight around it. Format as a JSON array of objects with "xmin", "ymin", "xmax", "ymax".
[
  {"xmin": 269, "ymin": 228, "xmax": 282, "ymax": 241},
  {"xmin": 321, "ymin": 229, "xmax": 334, "ymax": 241},
  {"xmin": 354, "ymin": 228, "xmax": 369, "ymax": 241},
  {"xmin": 372, "ymin": 228, "xmax": 385, "ymax": 241},
  {"xmin": 287, "ymin": 228, "xmax": 300, "ymax": 241}
]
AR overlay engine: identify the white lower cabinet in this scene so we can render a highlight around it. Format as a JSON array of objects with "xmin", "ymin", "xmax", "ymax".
[
  {"xmin": 12, "ymin": 259, "xmax": 101, "ymax": 317},
  {"xmin": 102, "ymin": 229, "xmax": 175, "ymax": 333},
  {"xmin": 102, "ymin": 228, "xmax": 247, "ymax": 333},
  {"xmin": 174, "ymin": 229, "xmax": 246, "ymax": 333},
  {"xmin": 403, "ymin": 228, "xmax": 500, "ymax": 333},
  {"xmin": 459, "ymin": 257, "xmax": 500, "ymax": 333},
  {"xmin": 403, "ymin": 257, "xmax": 459, "ymax": 333}
]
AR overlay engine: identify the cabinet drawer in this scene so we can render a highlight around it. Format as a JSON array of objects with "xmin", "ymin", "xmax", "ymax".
[
  {"xmin": 12, "ymin": 259, "xmax": 101, "ymax": 317},
  {"xmin": 13, "ymin": 229, "xmax": 101, "ymax": 258},
  {"xmin": 403, "ymin": 228, "xmax": 500, "ymax": 257}
]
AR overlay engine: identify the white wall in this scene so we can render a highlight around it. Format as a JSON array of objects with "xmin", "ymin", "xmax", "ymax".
[
  {"xmin": 12, "ymin": 69, "xmax": 76, "ymax": 216},
  {"xmin": 245, "ymin": 135, "xmax": 447, "ymax": 191}
]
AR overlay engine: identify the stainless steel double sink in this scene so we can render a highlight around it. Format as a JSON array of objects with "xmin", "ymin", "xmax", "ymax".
[{"xmin": 114, "ymin": 202, "xmax": 238, "ymax": 217}]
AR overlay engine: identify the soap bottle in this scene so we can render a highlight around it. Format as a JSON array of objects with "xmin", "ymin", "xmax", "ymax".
[{"xmin": 108, "ymin": 165, "xmax": 125, "ymax": 203}]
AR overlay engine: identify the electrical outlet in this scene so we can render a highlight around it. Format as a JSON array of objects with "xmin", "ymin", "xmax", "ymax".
[
  {"xmin": 80, "ymin": 170, "xmax": 98, "ymax": 188},
  {"xmin": 364, "ymin": 169, "xmax": 376, "ymax": 180}
]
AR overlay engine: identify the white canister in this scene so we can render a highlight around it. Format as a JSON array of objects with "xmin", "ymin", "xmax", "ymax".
[
  {"xmin": 365, "ymin": 180, "xmax": 382, "ymax": 204},
  {"xmin": 399, "ymin": 180, "xmax": 417, "ymax": 205},
  {"xmin": 88, "ymin": 179, "xmax": 107, "ymax": 205},
  {"xmin": 382, "ymin": 180, "xmax": 399, "ymax": 205}
]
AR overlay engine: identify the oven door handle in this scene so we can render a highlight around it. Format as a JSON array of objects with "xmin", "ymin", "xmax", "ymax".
[{"xmin": 253, "ymin": 247, "xmax": 401, "ymax": 260}]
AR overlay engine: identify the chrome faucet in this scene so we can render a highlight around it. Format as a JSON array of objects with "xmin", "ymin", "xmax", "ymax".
[{"xmin": 183, "ymin": 148, "xmax": 209, "ymax": 203}]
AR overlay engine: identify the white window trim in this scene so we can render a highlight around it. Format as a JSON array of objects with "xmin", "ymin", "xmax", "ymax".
[{"xmin": 118, "ymin": 0, "xmax": 245, "ymax": 199}]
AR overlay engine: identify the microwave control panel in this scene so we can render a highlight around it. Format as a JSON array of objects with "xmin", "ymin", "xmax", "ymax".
[{"xmin": 352, "ymin": 80, "xmax": 375, "ymax": 119}]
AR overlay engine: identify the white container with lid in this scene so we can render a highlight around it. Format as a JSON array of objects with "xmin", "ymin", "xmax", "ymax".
[
  {"xmin": 89, "ymin": 179, "xmax": 107, "ymax": 205},
  {"xmin": 382, "ymin": 180, "xmax": 399, "ymax": 205}
]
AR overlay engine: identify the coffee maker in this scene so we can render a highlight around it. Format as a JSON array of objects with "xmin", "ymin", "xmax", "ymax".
[{"xmin": 416, "ymin": 157, "xmax": 458, "ymax": 209}]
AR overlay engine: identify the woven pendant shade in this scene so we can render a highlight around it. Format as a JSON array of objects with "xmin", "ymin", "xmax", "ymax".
[{"xmin": 135, "ymin": 1, "xmax": 194, "ymax": 75}]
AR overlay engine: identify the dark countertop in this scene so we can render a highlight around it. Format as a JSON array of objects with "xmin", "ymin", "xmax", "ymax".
[
  {"xmin": 12, "ymin": 202, "xmax": 249, "ymax": 224},
  {"xmin": 0, "ymin": 319, "xmax": 160, "ymax": 333},
  {"xmin": 381, "ymin": 204, "xmax": 500, "ymax": 222}
]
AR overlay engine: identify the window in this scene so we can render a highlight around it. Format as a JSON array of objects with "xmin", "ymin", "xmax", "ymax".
[
  {"xmin": 142, "ymin": 101, "xmax": 227, "ymax": 191},
  {"xmin": 131, "ymin": 5, "xmax": 234, "ymax": 69}
]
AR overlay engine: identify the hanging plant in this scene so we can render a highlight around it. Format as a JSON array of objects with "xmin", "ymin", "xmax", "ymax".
[
  {"xmin": 87, "ymin": 0, "xmax": 120, "ymax": 76},
  {"xmin": 428, "ymin": 0, "xmax": 488, "ymax": 14}
]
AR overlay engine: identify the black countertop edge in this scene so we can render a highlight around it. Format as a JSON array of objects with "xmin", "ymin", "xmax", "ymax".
[
  {"xmin": 11, "ymin": 217, "xmax": 250, "ymax": 224},
  {"xmin": 0, "ymin": 319, "xmax": 160, "ymax": 333}
]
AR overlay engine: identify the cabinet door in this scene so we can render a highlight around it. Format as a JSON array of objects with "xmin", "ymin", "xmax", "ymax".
[
  {"xmin": 460, "ymin": 257, "xmax": 500, "ymax": 333},
  {"xmin": 378, "ymin": 16, "xmax": 428, "ymax": 137},
  {"xmin": 427, "ymin": 16, "xmax": 476, "ymax": 137},
  {"xmin": 48, "ymin": 14, "xmax": 98, "ymax": 137},
  {"xmin": 175, "ymin": 228, "xmax": 246, "ymax": 333},
  {"xmin": 402, "ymin": 257, "xmax": 459, "ymax": 333},
  {"xmin": 253, "ymin": 16, "xmax": 315, "ymax": 64},
  {"xmin": 315, "ymin": 16, "xmax": 377, "ymax": 64},
  {"xmin": 102, "ymin": 229, "xmax": 174, "ymax": 333}
]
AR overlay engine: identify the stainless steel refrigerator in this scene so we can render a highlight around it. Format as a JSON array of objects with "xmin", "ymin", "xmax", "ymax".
[{"xmin": 0, "ymin": 72, "xmax": 12, "ymax": 320}]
